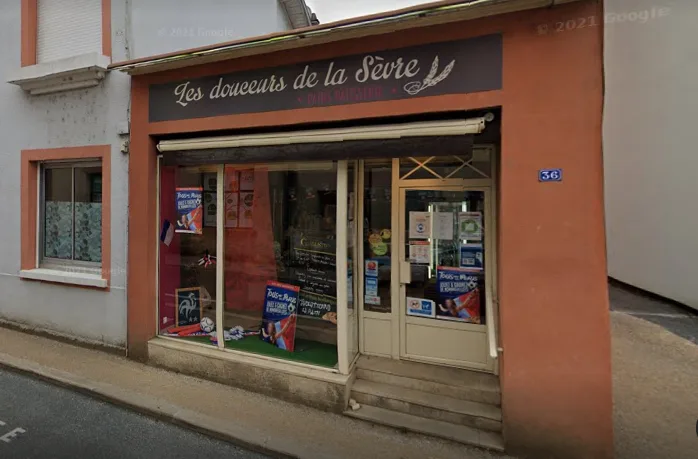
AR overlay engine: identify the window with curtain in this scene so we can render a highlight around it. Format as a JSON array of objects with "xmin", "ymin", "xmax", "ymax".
[{"xmin": 41, "ymin": 162, "xmax": 103, "ymax": 266}]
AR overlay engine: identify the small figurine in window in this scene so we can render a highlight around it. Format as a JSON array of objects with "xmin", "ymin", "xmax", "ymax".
[{"xmin": 198, "ymin": 249, "xmax": 216, "ymax": 268}]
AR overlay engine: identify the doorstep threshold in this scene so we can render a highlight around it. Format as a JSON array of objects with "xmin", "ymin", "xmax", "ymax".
[
  {"xmin": 346, "ymin": 404, "xmax": 504, "ymax": 452},
  {"xmin": 352, "ymin": 379, "xmax": 501, "ymax": 421}
]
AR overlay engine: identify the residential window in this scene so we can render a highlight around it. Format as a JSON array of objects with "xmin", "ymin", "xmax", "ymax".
[
  {"xmin": 37, "ymin": 0, "xmax": 103, "ymax": 63},
  {"xmin": 41, "ymin": 162, "xmax": 103, "ymax": 268}
]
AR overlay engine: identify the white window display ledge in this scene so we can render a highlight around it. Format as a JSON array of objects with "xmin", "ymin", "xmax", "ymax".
[
  {"xmin": 8, "ymin": 53, "xmax": 110, "ymax": 96},
  {"xmin": 20, "ymin": 268, "xmax": 107, "ymax": 288}
]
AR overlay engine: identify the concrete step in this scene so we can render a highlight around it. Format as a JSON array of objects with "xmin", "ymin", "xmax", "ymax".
[
  {"xmin": 345, "ymin": 404, "xmax": 504, "ymax": 452},
  {"xmin": 351, "ymin": 379, "xmax": 502, "ymax": 432},
  {"xmin": 356, "ymin": 355, "xmax": 500, "ymax": 405}
]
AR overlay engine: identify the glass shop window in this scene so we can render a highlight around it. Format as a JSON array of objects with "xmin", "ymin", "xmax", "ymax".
[
  {"xmin": 157, "ymin": 161, "xmax": 340, "ymax": 368},
  {"xmin": 158, "ymin": 165, "xmax": 219, "ymax": 345},
  {"xmin": 363, "ymin": 159, "xmax": 392, "ymax": 313},
  {"xmin": 221, "ymin": 162, "xmax": 338, "ymax": 368}
]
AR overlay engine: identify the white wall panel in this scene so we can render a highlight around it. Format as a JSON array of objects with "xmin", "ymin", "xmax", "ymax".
[{"xmin": 603, "ymin": 0, "xmax": 698, "ymax": 310}]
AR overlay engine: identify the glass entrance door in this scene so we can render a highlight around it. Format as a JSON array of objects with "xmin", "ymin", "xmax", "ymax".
[{"xmin": 398, "ymin": 187, "xmax": 494, "ymax": 371}]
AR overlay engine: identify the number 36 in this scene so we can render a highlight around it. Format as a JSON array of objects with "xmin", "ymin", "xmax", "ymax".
[{"xmin": 539, "ymin": 169, "xmax": 563, "ymax": 182}]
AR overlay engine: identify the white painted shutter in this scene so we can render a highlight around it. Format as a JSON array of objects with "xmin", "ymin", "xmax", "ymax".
[{"xmin": 37, "ymin": 0, "xmax": 102, "ymax": 63}]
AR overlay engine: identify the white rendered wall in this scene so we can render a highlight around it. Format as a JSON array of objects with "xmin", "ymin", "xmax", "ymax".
[
  {"xmin": 0, "ymin": 1, "xmax": 295, "ymax": 348},
  {"xmin": 603, "ymin": 0, "xmax": 698, "ymax": 310}
]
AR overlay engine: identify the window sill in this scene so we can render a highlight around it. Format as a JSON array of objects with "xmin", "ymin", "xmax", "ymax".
[
  {"xmin": 19, "ymin": 268, "xmax": 107, "ymax": 289},
  {"xmin": 7, "ymin": 53, "xmax": 111, "ymax": 96}
]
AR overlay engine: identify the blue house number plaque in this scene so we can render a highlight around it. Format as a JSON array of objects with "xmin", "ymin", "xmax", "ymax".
[{"xmin": 538, "ymin": 169, "xmax": 563, "ymax": 182}]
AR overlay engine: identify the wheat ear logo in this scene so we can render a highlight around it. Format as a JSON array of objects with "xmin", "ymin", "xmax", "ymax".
[{"xmin": 404, "ymin": 56, "xmax": 456, "ymax": 95}]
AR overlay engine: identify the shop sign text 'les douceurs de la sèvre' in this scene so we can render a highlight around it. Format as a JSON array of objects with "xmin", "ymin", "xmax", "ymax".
[{"xmin": 148, "ymin": 34, "xmax": 502, "ymax": 122}]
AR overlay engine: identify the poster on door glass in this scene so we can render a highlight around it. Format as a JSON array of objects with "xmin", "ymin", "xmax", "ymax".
[
  {"xmin": 409, "ymin": 241, "xmax": 430, "ymax": 264},
  {"xmin": 436, "ymin": 267, "xmax": 482, "ymax": 324},
  {"xmin": 407, "ymin": 297, "xmax": 436, "ymax": 318},
  {"xmin": 433, "ymin": 212, "xmax": 454, "ymax": 240},
  {"xmin": 460, "ymin": 243, "xmax": 483, "ymax": 270},
  {"xmin": 458, "ymin": 212, "xmax": 482, "ymax": 241},
  {"xmin": 409, "ymin": 211, "xmax": 431, "ymax": 239}
]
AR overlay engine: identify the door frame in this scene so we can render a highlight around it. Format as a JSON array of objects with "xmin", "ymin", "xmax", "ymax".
[
  {"xmin": 396, "ymin": 183, "xmax": 495, "ymax": 372},
  {"xmin": 357, "ymin": 151, "xmax": 500, "ymax": 375}
]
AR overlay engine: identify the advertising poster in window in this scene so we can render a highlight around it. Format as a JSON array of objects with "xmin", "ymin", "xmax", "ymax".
[
  {"xmin": 365, "ymin": 259, "xmax": 379, "ymax": 278},
  {"xmin": 239, "ymin": 169, "xmax": 255, "ymax": 191},
  {"xmin": 203, "ymin": 173, "xmax": 217, "ymax": 192},
  {"xmin": 225, "ymin": 169, "xmax": 240, "ymax": 192},
  {"xmin": 458, "ymin": 212, "xmax": 482, "ymax": 241},
  {"xmin": 238, "ymin": 191, "xmax": 254, "ymax": 228},
  {"xmin": 261, "ymin": 281, "xmax": 300, "ymax": 352},
  {"xmin": 436, "ymin": 267, "xmax": 482, "ymax": 324},
  {"xmin": 224, "ymin": 192, "xmax": 239, "ymax": 228},
  {"xmin": 175, "ymin": 187, "xmax": 203, "ymax": 234},
  {"xmin": 460, "ymin": 243, "xmax": 483, "ymax": 270},
  {"xmin": 175, "ymin": 287, "xmax": 202, "ymax": 326},
  {"xmin": 203, "ymin": 192, "xmax": 217, "ymax": 227},
  {"xmin": 365, "ymin": 277, "xmax": 378, "ymax": 296}
]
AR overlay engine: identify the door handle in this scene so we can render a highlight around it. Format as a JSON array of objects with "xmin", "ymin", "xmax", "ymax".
[{"xmin": 400, "ymin": 261, "xmax": 411, "ymax": 284}]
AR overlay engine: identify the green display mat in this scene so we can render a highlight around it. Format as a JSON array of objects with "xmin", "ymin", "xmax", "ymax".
[{"xmin": 177, "ymin": 335, "xmax": 338, "ymax": 369}]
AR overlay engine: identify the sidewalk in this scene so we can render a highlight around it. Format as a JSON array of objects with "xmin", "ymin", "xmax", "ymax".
[{"xmin": 0, "ymin": 326, "xmax": 512, "ymax": 459}]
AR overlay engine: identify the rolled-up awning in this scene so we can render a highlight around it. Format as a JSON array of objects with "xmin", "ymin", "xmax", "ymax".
[{"xmin": 157, "ymin": 118, "xmax": 486, "ymax": 166}]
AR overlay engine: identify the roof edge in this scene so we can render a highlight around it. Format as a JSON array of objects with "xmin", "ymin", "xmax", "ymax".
[
  {"xmin": 110, "ymin": 0, "xmax": 583, "ymax": 75},
  {"xmin": 279, "ymin": 0, "xmax": 313, "ymax": 29}
]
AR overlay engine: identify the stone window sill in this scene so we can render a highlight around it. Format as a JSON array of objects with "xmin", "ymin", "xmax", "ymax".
[
  {"xmin": 20, "ymin": 268, "xmax": 107, "ymax": 289},
  {"xmin": 7, "ymin": 53, "xmax": 111, "ymax": 96}
]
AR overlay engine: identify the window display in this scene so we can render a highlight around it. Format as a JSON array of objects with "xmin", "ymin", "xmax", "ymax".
[
  {"xmin": 159, "ymin": 162, "xmax": 340, "ymax": 367},
  {"xmin": 363, "ymin": 160, "xmax": 392, "ymax": 313},
  {"xmin": 220, "ymin": 163, "xmax": 338, "ymax": 367},
  {"xmin": 158, "ymin": 165, "xmax": 218, "ymax": 345}
]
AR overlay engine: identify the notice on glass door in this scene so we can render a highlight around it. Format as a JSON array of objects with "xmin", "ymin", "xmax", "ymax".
[
  {"xmin": 409, "ymin": 241, "xmax": 431, "ymax": 264},
  {"xmin": 460, "ymin": 243, "xmax": 483, "ymax": 270},
  {"xmin": 433, "ymin": 212, "xmax": 454, "ymax": 240},
  {"xmin": 407, "ymin": 297, "xmax": 436, "ymax": 318},
  {"xmin": 409, "ymin": 212, "xmax": 431, "ymax": 239},
  {"xmin": 458, "ymin": 212, "xmax": 482, "ymax": 241}
]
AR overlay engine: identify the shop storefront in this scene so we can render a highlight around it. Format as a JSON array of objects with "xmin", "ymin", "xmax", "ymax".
[
  {"xmin": 154, "ymin": 119, "xmax": 497, "ymax": 372},
  {"xmin": 115, "ymin": 1, "xmax": 612, "ymax": 457}
]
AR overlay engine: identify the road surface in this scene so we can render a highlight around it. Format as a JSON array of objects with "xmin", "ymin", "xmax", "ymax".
[
  {"xmin": 610, "ymin": 282, "xmax": 698, "ymax": 459},
  {"xmin": 0, "ymin": 368, "xmax": 269, "ymax": 459},
  {"xmin": 609, "ymin": 282, "xmax": 697, "ymax": 344}
]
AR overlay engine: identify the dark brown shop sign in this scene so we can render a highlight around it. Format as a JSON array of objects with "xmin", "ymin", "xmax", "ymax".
[{"xmin": 148, "ymin": 34, "xmax": 502, "ymax": 123}]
